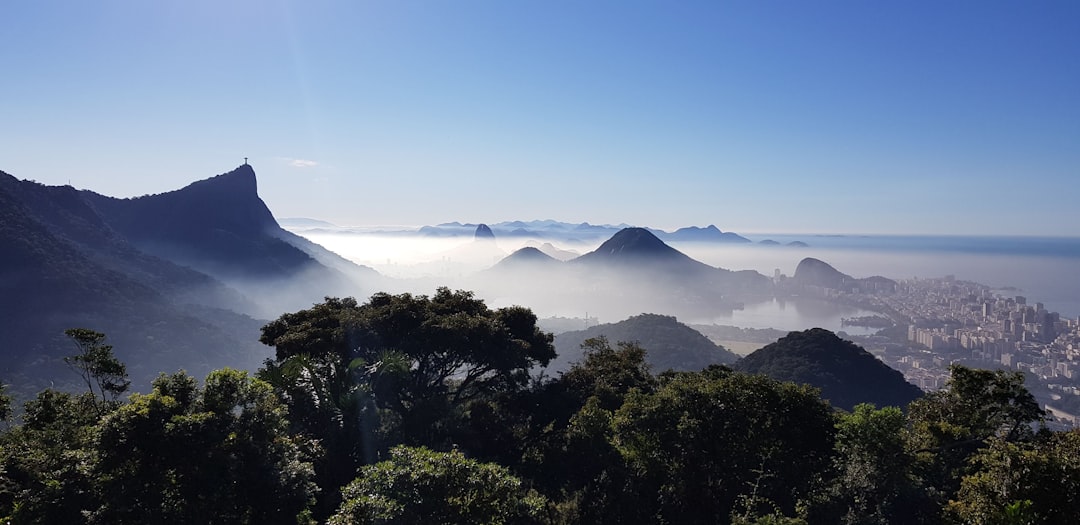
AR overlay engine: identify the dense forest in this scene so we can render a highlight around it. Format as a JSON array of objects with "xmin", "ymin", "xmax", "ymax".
[{"xmin": 2, "ymin": 288, "xmax": 1077, "ymax": 524}]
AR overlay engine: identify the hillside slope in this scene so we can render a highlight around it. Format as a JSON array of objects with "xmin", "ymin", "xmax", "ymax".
[
  {"xmin": 735, "ymin": 328, "xmax": 922, "ymax": 410},
  {"xmin": 548, "ymin": 313, "xmax": 739, "ymax": 374}
]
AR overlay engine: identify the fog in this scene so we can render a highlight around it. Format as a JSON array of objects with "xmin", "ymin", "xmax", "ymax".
[
  {"xmin": 299, "ymin": 231, "xmax": 596, "ymax": 280},
  {"xmin": 672, "ymin": 242, "xmax": 1080, "ymax": 319},
  {"xmin": 281, "ymin": 229, "xmax": 1080, "ymax": 333}
]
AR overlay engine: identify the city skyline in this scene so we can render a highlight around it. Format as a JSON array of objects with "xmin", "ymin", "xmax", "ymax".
[{"xmin": 2, "ymin": 1, "xmax": 1078, "ymax": 235}]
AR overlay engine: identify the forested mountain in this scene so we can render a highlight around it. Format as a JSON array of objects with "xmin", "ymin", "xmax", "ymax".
[
  {"xmin": 0, "ymin": 166, "xmax": 382, "ymax": 395},
  {"xmin": 81, "ymin": 165, "xmax": 380, "ymax": 317},
  {"xmin": 0, "ymin": 172, "xmax": 267, "ymax": 395},
  {"xmin": 735, "ymin": 328, "xmax": 923, "ymax": 411},
  {"xmin": 548, "ymin": 313, "xmax": 739, "ymax": 373}
]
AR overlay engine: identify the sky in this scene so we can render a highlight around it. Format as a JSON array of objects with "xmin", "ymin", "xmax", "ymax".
[{"xmin": 2, "ymin": 1, "xmax": 1078, "ymax": 235}]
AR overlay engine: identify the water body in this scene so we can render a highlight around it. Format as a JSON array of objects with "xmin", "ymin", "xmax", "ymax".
[{"xmin": 689, "ymin": 297, "xmax": 882, "ymax": 336}]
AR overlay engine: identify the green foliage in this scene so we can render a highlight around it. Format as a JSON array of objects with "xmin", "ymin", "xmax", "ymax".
[
  {"xmin": 329, "ymin": 445, "xmax": 546, "ymax": 525},
  {"xmin": 258, "ymin": 289, "xmax": 554, "ymax": 518},
  {"xmin": 807, "ymin": 403, "xmax": 929, "ymax": 524},
  {"xmin": 551, "ymin": 313, "xmax": 738, "ymax": 373},
  {"xmin": 947, "ymin": 431, "xmax": 1080, "ymax": 524},
  {"xmin": 62, "ymin": 328, "xmax": 130, "ymax": 410},
  {"xmin": 734, "ymin": 328, "xmax": 922, "ymax": 411},
  {"xmin": 260, "ymin": 289, "xmax": 555, "ymax": 448},
  {"xmin": 0, "ymin": 390, "xmax": 99, "ymax": 523},
  {"xmin": 92, "ymin": 369, "xmax": 315, "ymax": 524},
  {"xmin": 0, "ymin": 363, "xmax": 314, "ymax": 524},
  {"xmin": 909, "ymin": 365, "xmax": 1044, "ymax": 448},
  {"xmin": 0, "ymin": 381, "xmax": 11, "ymax": 422},
  {"xmin": 0, "ymin": 311, "xmax": 1070, "ymax": 525},
  {"xmin": 610, "ymin": 369, "xmax": 836, "ymax": 524},
  {"xmin": 907, "ymin": 364, "xmax": 1045, "ymax": 509},
  {"xmin": 560, "ymin": 337, "xmax": 657, "ymax": 411}
]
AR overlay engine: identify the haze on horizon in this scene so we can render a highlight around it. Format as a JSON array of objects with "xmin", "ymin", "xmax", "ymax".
[{"xmin": 2, "ymin": 1, "xmax": 1078, "ymax": 236}]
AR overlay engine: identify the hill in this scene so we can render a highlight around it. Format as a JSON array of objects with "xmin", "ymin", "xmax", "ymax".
[
  {"xmin": 572, "ymin": 227, "xmax": 711, "ymax": 268},
  {"xmin": 664, "ymin": 225, "xmax": 751, "ymax": 243},
  {"xmin": 791, "ymin": 257, "xmax": 897, "ymax": 293},
  {"xmin": 80, "ymin": 165, "xmax": 378, "ymax": 316},
  {"xmin": 0, "ymin": 172, "xmax": 269, "ymax": 395},
  {"xmin": 547, "ymin": 313, "xmax": 739, "ymax": 374},
  {"xmin": 735, "ymin": 328, "xmax": 922, "ymax": 411}
]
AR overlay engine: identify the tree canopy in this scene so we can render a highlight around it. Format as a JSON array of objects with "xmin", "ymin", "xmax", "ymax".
[{"xmin": 2, "ymin": 303, "xmax": 1077, "ymax": 524}]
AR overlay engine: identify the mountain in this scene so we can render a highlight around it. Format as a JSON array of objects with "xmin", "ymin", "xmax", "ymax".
[
  {"xmin": 534, "ymin": 242, "xmax": 579, "ymax": 261},
  {"xmin": 791, "ymin": 257, "xmax": 897, "ymax": 293},
  {"xmin": 664, "ymin": 225, "xmax": 751, "ymax": 243},
  {"xmin": 413, "ymin": 220, "xmax": 759, "ymax": 246},
  {"xmin": 490, "ymin": 247, "xmax": 561, "ymax": 271},
  {"xmin": 83, "ymin": 165, "xmax": 314, "ymax": 278},
  {"xmin": 572, "ymin": 227, "xmax": 714, "ymax": 270},
  {"xmin": 473, "ymin": 227, "xmax": 773, "ymax": 320},
  {"xmin": 0, "ymin": 164, "xmax": 385, "ymax": 396},
  {"xmin": 792, "ymin": 258, "xmax": 850, "ymax": 289},
  {"xmin": 735, "ymin": 328, "xmax": 922, "ymax": 411},
  {"xmin": 572, "ymin": 228, "xmax": 772, "ymax": 293},
  {"xmin": 547, "ymin": 314, "xmax": 739, "ymax": 374},
  {"xmin": 474, "ymin": 223, "xmax": 496, "ymax": 241},
  {"xmin": 81, "ymin": 165, "xmax": 377, "ymax": 316},
  {"xmin": 0, "ymin": 171, "xmax": 269, "ymax": 395}
]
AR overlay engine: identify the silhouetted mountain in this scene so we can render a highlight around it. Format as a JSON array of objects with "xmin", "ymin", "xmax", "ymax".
[
  {"xmin": 80, "ymin": 165, "xmax": 378, "ymax": 316},
  {"xmin": 574, "ymin": 228, "xmax": 771, "ymax": 291},
  {"xmin": 787, "ymin": 241, "xmax": 809, "ymax": 247},
  {"xmin": 534, "ymin": 242, "xmax": 579, "ymax": 261},
  {"xmin": 791, "ymin": 257, "xmax": 896, "ymax": 293},
  {"xmin": 474, "ymin": 223, "xmax": 496, "ymax": 241},
  {"xmin": 664, "ymin": 225, "xmax": 752, "ymax": 243},
  {"xmin": 412, "ymin": 220, "xmax": 757, "ymax": 246},
  {"xmin": 490, "ymin": 247, "xmax": 561, "ymax": 271},
  {"xmin": 792, "ymin": 258, "xmax": 849, "ymax": 289},
  {"xmin": 572, "ymin": 227, "xmax": 713, "ymax": 270},
  {"xmin": 548, "ymin": 314, "xmax": 739, "ymax": 374},
  {"xmin": 759, "ymin": 239, "xmax": 781, "ymax": 246},
  {"xmin": 735, "ymin": 328, "xmax": 922, "ymax": 411},
  {"xmin": 0, "ymin": 171, "xmax": 268, "ymax": 395},
  {"xmin": 83, "ymin": 166, "xmax": 311, "ymax": 278}
]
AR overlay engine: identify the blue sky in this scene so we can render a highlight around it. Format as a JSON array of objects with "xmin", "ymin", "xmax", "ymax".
[{"xmin": 2, "ymin": 1, "xmax": 1077, "ymax": 234}]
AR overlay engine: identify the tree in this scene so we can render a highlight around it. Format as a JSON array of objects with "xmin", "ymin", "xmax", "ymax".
[
  {"xmin": 92, "ymin": 369, "xmax": 316, "ymax": 524},
  {"xmin": 560, "ymin": 337, "xmax": 657, "ymax": 411},
  {"xmin": 948, "ymin": 430, "xmax": 1080, "ymax": 524},
  {"xmin": 0, "ymin": 390, "xmax": 100, "ymax": 523},
  {"xmin": 807, "ymin": 403, "xmax": 930, "ymax": 524},
  {"xmin": 907, "ymin": 364, "xmax": 1045, "ymax": 510},
  {"xmin": 62, "ymin": 328, "xmax": 129, "ymax": 410},
  {"xmin": 518, "ymin": 337, "xmax": 657, "ymax": 517},
  {"xmin": 0, "ymin": 381, "xmax": 11, "ymax": 423},
  {"xmin": 258, "ymin": 289, "xmax": 554, "ymax": 518},
  {"xmin": 611, "ymin": 369, "xmax": 836, "ymax": 524},
  {"xmin": 258, "ymin": 289, "xmax": 554, "ymax": 449},
  {"xmin": 329, "ymin": 445, "xmax": 546, "ymax": 525}
]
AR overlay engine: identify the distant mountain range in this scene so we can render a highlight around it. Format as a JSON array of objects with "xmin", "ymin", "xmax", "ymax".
[
  {"xmin": 475, "ymin": 227, "xmax": 774, "ymax": 320},
  {"xmin": 287, "ymin": 218, "xmax": 777, "ymax": 246}
]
